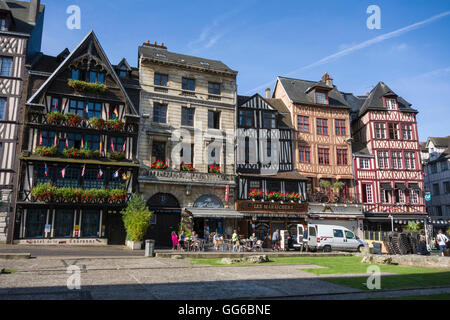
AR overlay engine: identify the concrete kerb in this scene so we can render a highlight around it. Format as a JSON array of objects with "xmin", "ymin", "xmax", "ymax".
[
  {"xmin": 0, "ymin": 253, "xmax": 31, "ymax": 260},
  {"xmin": 155, "ymin": 252, "xmax": 354, "ymax": 259}
]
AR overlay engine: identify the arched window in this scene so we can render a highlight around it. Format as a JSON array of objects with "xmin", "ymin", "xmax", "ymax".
[{"xmin": 194, "ymin": 194, "xmax": 224, "ymax": 209}]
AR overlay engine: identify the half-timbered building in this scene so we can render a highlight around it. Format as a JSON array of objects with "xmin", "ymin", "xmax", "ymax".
[
  {"xmin": 12, "ymin": 31, "xmax": 140, "ymax": 245},
  {"xmin": 236, "ymin": 93, "xmax": 308, "ymax": 245},
  {"xmin": 349, "ymin": 82, "xmax": 427, "ymax": 241},
  {"xmin": 0, "ymin": 0, "xmax": 45, "ymax": 243}
]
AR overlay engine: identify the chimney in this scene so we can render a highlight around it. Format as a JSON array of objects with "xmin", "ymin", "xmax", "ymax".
[
  {"xmin": 28, "ymin": 0, "xmax": 41, "ymax": 25},
  {"xmin": 321, "ymin": 72, "xmax": 333, "ymax": 87},
  {"xmin": 265, "ymin": 88, "xmax": 271, "ymax": 99},
  {"xmin": 142, "ymin": 40, "xmax": 168, "ymax": 50}
]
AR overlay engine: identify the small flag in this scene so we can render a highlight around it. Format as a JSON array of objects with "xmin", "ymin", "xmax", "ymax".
[
  {"xmin": 113, "ymin": 107, "xmax": 119, "ymax": 119},
  {"xmin": 53, "ymin": 101, "xmax": 58, "ymax": 112},
  {"xmin": 85, "ymin": 103, "xmax": 89, "ymax": 116},
  {"xmin": 39, "ymin": 133, "xmax": 43, "ymax": 146},
  {"xmin": 65, "ymin": 138, "xmax": 69, "ymax": 148},
  {"xmin": 99, "ymin": 141, "xmax": 103, "ymax": 152},
  {"xmin": 54, "ymin": 135, "xmax": 58, "ymax": 147},
  {"xmin": 113, "ymin": 169, "xmax": 120, "ymax": 179},
  {"xmin": 81, "ymin": 165, "xmax": 86, "ymax": 177},
  {"xmin": 44, "ymin": 163, "xmax": 49, "ymax": 177},
  {"xmin": 98, "ymin": 169, "xmax": 103, "ymax": 179},
  {"xmin": 81, "ymin": 139, "xmax": 84, "ymax": 150},
  {"xmin": 110, "ymin": 140, "xmax": 115, "ymax": 153},
  {"xmin": 106, "ymin": 109, "xmax": 110, "ymax": 119},
  {"xmin": 61, "ymin": 167, "xmax": 66, "ymax": 179},
  {"xmin": 122, "ymin": 141, "xmax": 126, "ymax": 153}
]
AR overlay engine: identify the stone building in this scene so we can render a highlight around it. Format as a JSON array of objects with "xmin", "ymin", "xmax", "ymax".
[
  {"xmin": 137, "ymin": 41, "xmax": 238, "ymax": 248},
  {"xmin": 0, "ymin": 0, "xmax": 45, "ymax": 243}
]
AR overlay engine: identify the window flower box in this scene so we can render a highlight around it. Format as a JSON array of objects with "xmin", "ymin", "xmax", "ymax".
[
  {"xmin": 180, "ymin": 162, "xmax": 195, "ymax": 172},
  {"xmin": 151, "ymin": 160, "xmax": 168, "ymax": 170},
  {"xmin": 107, "ymin": 120, "xmax": 125, "ymax": 131},
  {"xmin": 35, "ymin": 146, "xmax": 58, "ymax": 157},
  {"xmin": 89, "ymin": 117, "xmax": 106, "ymax": 130},
  {"xmin": 109, "ymin": 189, "xmax": 127, "ymax": 204},
  {"xmin": 108, "ymin": 151, "xmax": 126, "ymax": 161},
  {"xmin": 249, "ymin": 189, "xmax": 264, "ymax": 201},
  {"xmin": 266, "ymin": 192, "xmax": 284, "ymax": 202},
  {"xmin": 208, "ymin": 164, "xmax": 221, "ymax": 174},
  {"xmin": 63, "ymin": 147, "xmax": 84, "ymax": 159},
  {"xmin": 31, "ymin": 183, "xmax": 57, "ymax": 202},
  {"xmin": 285, "ymin": 192, "xmax": 302, "ymax": 202},
  {"xmin": 68, "ymin": 79, "xmax": 107, "ymax": 93},
  {"xmin": 65, "ymin": 113, "xmax": 83, "ymax": 126},
  {"xmin": 46, "ymin": 111, "xmax": 65, "ymax": 125}
]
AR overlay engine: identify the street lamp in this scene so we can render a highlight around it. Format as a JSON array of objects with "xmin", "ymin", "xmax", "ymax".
[{"xmin": 388, "ymin": 214, "xmax": 394, "ymax": 232}]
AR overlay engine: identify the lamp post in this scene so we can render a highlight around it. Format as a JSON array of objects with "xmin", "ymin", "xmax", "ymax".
[{"xmin": 388, "ymin": 214, "xmax": 394, "ymax": 232}]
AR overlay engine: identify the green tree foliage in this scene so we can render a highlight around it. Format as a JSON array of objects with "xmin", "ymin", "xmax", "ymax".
[{"xmin": 121, "ymin": 194, "xmax": 153, "ymax": 242}]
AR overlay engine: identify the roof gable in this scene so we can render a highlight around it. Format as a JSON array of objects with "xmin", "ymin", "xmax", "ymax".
[{"xmin": 27, "ymin": 30, "xmax": 138, "ymax": 116}]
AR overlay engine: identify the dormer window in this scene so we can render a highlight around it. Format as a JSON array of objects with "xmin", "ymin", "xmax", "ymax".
[
  {"xmin": 119, "ymin": 65, "xmax": 127, "ymax": 78},
  {"xmin": 315, "ymin": 91, "xmax": 327, "ymax": 104},
  {"xmin": 386, "ymin": 98, "xmax": 397, "ymax": 110},
  {"xmin": 89, "ymin": 71, "xmax": 105, "ymax": 84}
]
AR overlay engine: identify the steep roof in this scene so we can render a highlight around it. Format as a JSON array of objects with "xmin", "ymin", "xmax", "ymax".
[
  {"xmin": 139, "ymin": 43, "xmax": 238, "ymax": 76},
  {"xmin": 1, "ymin": 0, "xmax": 45, "ymax": 35},
  {"xmin": 266, "ymin": 98, "xmax": 293, "ymax": 129},
  {"xmin": 277, "ymin": 76, "xmax": 349, "ymax": 109},
  {"xmin": 426, "ymin": 136, "xmax": 450, "ymax": 164},
  {"xmin": 358, "ymin": 82, "xmax": 418, "ymax": 117}
]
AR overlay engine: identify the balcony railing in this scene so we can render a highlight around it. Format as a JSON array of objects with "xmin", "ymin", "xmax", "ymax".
[
  {"xmin": 139, "ymin": 168, "xmax": 235, "ymax": 185},
  {"xmin": 18, "ymin": 190, "xmax": 132, "ymax": 206},
  {"xmin": 363, "ymin": 203, "xmax": 427, "ymax": 214},
  {"xmin": 26, "ymin": 112, "xmax": 139, "ymax": 135}
]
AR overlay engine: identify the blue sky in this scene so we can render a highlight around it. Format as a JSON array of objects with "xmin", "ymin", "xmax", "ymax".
[{"xmin": 41, "ymin": 0, "xmax": 450, "ymax": 141}]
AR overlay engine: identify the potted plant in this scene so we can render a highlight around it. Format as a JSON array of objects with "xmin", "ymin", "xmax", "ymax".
[
  {"xmin": 121, "ymin": 194, "xmax": 153, "ymax": 250},
  {"xmin": 89, "ymin": 117, "xmax": 106, "ymax": 130},
  {"xmin": 46, "ymin": 111, "xmax": 65, "ymax": 125},
  {"xmin": 151, "ymin": 160, "xmax": 168, "ymax": 170},
  {"xmin": 106, "ymin": 119, "xmax": 125, "ymax": 131},
  {"xmin": 180, "ymin": 162, "xmax": 195, "ymax": 172},
  {"xmin": 95, "ymin": 188, "xmax": 109, "ymax": 203},
  {"xmin": 63, "ymin": 147, "xmax": 84, "ymax": 159},
  {"xmin": 81, "ymin": 189, "xmax": 98, "ymax": 203},
  {"xmin": 68, "ymin": 79, "xmax": 107, "ymax": 93},
  {"xmin": 65, "ymin": 113, "xmax": 83, "ymax": 126},
  {"xmin": 249, "ymin": 189, "xmax": 264, "ymax": 201},
  {"xmin": 208, "ymin": 164, "xmax": 221, "ymax": 174},
  {"xmin": 285, "ymin": 192, "xmax": 302, "ymax": 202},
  {"xmin": 35, "ymin": 146, "xmax": 58, "ymax": 157}
]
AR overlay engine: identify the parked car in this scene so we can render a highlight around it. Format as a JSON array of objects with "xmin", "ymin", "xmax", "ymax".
[{"xmin": 306, "ymin": 224, "xmax": 365, "ymax": 252}]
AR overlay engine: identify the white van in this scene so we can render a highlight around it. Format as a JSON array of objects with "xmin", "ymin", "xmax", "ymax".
[{"xmin": 306, "ymin": 223, "xmax": 367, "ymax": 252}]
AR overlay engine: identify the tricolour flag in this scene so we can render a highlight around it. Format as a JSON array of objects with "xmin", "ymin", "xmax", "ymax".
[
  {"xmin": 54, "ymin": 135, "xmax": 58, "ymax": 147},
  {"xmin": 44, "ymin": 163, "xmax": 49, "ymax": 177},
  {"xmin": 113, "ymin": 169, "xmax": 120, "ymax": 179},
  {"xmin": 110, "ymin": 140, "xmax": 115, "ymax": 153},
  {"xmin": 61, "ymin": 167, "xmax": 66, "ymax": 179},
  {"xmin": 39, "ymin": 133, "xmax": 43, "ymax": 146},
  {"xmin": 81, "ymin": 165, "xmax": 86, "ymax": 177},
  {"xmin": 98, "ymin": 169, "xmax": 103, "ymax": 179},
  {"xmin": 65, "ymin": 138, "xmax": 69, "ymax": 148}
]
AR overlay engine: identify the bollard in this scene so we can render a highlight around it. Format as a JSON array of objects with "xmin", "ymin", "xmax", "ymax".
[{"xmin": 145, "ymin": 240, "xmax": 155, "ymax": 257}]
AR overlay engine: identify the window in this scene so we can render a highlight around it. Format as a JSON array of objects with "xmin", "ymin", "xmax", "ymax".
[
  {"xmin": 315, "ymin": 92, "xmax": 327, "ymax": 104},
  {"xmin": 377, "ymin": 151, "xmax": 389, "ymax": 169},
  {"xmin": 433, "ymin": 183, "xmax": 440, "ymax": 196},
  {"xmin": 345, "ymin": 231, "xmax": 355, "ymax": 239},
  {"xmin": 404, "ymin": 152, "xmax": 416, "ymax": 170},
  {"xmin": 444, "ymin": 181, "xmax": 450, "ymax": 194},
  {"xmin": 374, "ymin": 123, "xmax": 386, "ymax": 139},
  {"xmin": 360, "ymin": 158, "xmax": 370, "ymax": 170},
  {"xmin": 333, "ymin": 229, "xmax": 344, "ymax": 238},
  {"xmin": 34, "ymin": 164, "xmax": 53, "ymax": 185},
  {"xmin": 181, "ymin": 107, "xmax": 195, "ymax": 126},
  {"xmin": 299, "ymin": 146, "xmax": 311, "ymax": 163},
  {"xmin": 152, "ymin": 141, "xmax": 166, "ymax": 163},
  {"xmin": 297, "ymin": 116, "xmax": 309, "ymax": 133},
  {"xmin": 56, "ymin": 167, "xmax": 80, "ymax": 188},
  {"xmin": 66, "ymin": 133, "xmax": 82, "ymax": 149},
  {"xmin": 69, "ymin": 99, "xmax": 85, "ymax": 118},
  {"xmin": 119, "ymin": 66, "xmax": 127, "ymax": 78},
  {"xmin": 335, "ymin": 119, "xmax": 346, "ymax": 136},
  {"xmin": 182, "ymin": 78, "xmax": 195, "ymax": 91},
  {"xmin": 436, "ymin": 206, "xmax": 443, "ymax": 217},
  {"xmin": 318, "ymin": 148, "xmax": 330, "ymax": 165},
  {"xmin": 402, "ymin": 124, "xmax": 413, "ymax": 140},
  {"xmin": 86, "ymin": 135, "xmax": 100, "ymax": 151},
  {"xmin": 87, "ymin": 102, "xmax": 102, "ymax": 119},
  {"xmin": 431, "ymin": 163, "xmax": 438, "ymax": 174},
  {"xmin": 180, "ymin": 143, "xmax": 194, "ymax": 165},
  {"xmin": 109, "ymin": 169, "xmax": 125, "ymax": 189},
  {"xmin": 263, "ymin": 112, "xmax": 276, "ymax": 129},
  {"xmin": 410, "ymin": 190, "xmax": 419, "ymax": 204},
  {"xmin": 441, "ymin": 161, "xmax": 448, "ymax": 172},
  {"xmin": 395, "ymin": 189, "xmax": 405, "ymax": 203},
  {"xmin": 381, "ymin": 189, "xmax": 390, "ymax": 204},
  {"xmin": 386, "ymin": 98, "xmax": 397, "ymax": 110},
  {"xmin": 0, "ymin": 19, "xmax": 7, "ymax": 31},
  {"xmin": 362, "ymin": 184, "xmax": 373, "ymax": 203},
  {"xmin": 154, "ymin": 73, "xmax": 168, "ymax": 86},
  {"xmin": 208, "ymin": 111, "xmax": 220, "ymax": 129},
  {"xmin": 239, "ymin": 110, "xmax": 253, "ymax": 128},
  {"xmin": 208, "ymin": 82, "xmax": 221, "ymax": 95},
  {"xmin": 89, "ymin": 71, "xmax": 105, "ymax": 84},
  {"xmin": 0, "ymin": 57, "xmax": 13, "ymax": 76},
  {"xmin": 336, "ymin": 148, "xmax": 348, "ymax": 165},
  {"xmin": 391, "ymin": 151, "xmax": 403, "ymax": 170},
  {"xmin": 81, "ymin": 210, "xmax": 100, "ymax": 238},
  {"xmin": 50, "ymin": 97, "xmax": 61, "ymax": 112},
  {"xmin": 388, "ymin": 123, "xmax": 399, "ymax": 140},
  {"xmin": 317, "ymin": 119, "xmax": 328, "ymax": 135},
  {"xmin": 54, "ymin": 209, "xmax": 74, "ymax": 238},
  {"xmin": 110, "ymin": 136, "xmax": 125, "ymax": 153},
  {"xmin": 41, "ymin": 131, "xmax": 56, "ymax": 148},
  {"xmin": 0, "ymin": 98, "xmax": 5, "ymax": 119},
  {"xmin": 153, "ymin": 103, "xmax": 167, "ymax": 123},
  {"xmin": 25, "ymin": 209, "xmax": 47, "ymax": 239},
  {"xmin": 82, "ymin": 168, "xmax": 105, "ymax": 189}
]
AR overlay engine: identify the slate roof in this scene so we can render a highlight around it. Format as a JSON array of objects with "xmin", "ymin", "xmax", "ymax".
[
  {"xmin": 352, "ymin": 141, "xmax": 372, "ymax": 156},
  {"xmin": 277, "ymin": 76, "xmax": 349, "ymax": 109},
  {"xmin": 1, "ymin": 0, "xmax": 45, "ymax": 35},
  {"xmin": 139, "ymin": 43, "xmax": 238, "ymax": 76},
  {"xmin": 426, "ymin": 136, "xmax": 450, "ymax": 164},
  {"xmin": 357, "ymin": 82, "xmax": 418, "ymax": 117},
  {"xmin": 266, "ymin": 98, "xmax": 293, "ymax": 129}
]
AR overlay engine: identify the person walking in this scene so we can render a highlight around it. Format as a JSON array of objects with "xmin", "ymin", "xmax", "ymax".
[
  {"xmin": 437, "ymin": 229, "xmax": 449, "ymax": 257},
  {"xmin": 272, "ymin": 229, "xmax": 280, "ymax": 251},
  {"xmin": 171, "ymin": 231, "xmax": 179, "ymax": 250}
]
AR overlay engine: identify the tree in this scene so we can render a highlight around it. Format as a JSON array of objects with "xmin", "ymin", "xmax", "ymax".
[
  {"xmin": 405, "ymin": 221, "xmax": 423, "ymax": 234},
  {"xmin": 121, "ymin": 194, "xmax": 153, "ymax": 242}
]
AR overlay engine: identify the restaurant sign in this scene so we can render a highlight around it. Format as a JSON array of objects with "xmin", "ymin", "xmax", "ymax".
[{"xmin": 236, "ymin": 200, "xmax": 308, "ymax": 214}]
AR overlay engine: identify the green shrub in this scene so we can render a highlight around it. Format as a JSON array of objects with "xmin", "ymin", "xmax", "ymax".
[{"xmin": 121, "ymin": 194, "xmax": 153, "ymax": 242}]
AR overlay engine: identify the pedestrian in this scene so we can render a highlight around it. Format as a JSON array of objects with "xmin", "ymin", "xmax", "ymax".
[
  {"xmin": 417, "ymin": 233, "xmax": 429, "ymax": 256},
  {"xmin": 171, "ymin": 231, "xmax": 179, "ymax": 250},
  {"xmin": 272, "ymin": 229, "xmax": 280, "ymax": 251},
  {"xmin": 178, "ymin": 230, "xmax": 186, "ymax": 251},
  {"xmin": 436, "ymin": 229, "xmax": 449, "ymax": 257},
  {"xmin": 232, "ymin": 230, "xmax": 239, "ymax": 252}
]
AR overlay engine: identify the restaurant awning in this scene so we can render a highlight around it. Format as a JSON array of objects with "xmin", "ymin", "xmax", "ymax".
[
  {"xmin": 395, "ymin": 184, "xmax": 407, "ymax": 191},
  {"xmin": 380, "ymin": 183, "xmax": 393, "ymax": 191},
  {"xmin": 187, "ymin": 208, "xmax": 244, "ymax": 219}
]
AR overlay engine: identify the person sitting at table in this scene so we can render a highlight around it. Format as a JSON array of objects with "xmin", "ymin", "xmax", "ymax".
[
  {"xmin": 213, "ymin": 233, "xmax": 221, "ymax": 250},
  {"xmin": 178, "ymin": 230, "xmax": 186, "ymax": 251},
  {"xmin": 249, "ymin": 233, "xmax": 257, "ymax": 248}
]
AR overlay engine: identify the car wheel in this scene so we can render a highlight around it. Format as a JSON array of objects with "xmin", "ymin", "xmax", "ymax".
[{"xmin": 323, "ymin": 245, "xmax": 332, "ymax": 253}]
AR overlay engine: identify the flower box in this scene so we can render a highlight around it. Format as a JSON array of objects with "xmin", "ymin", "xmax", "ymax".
[
  {"xmin": 109, "ymin": 189, "xmax": 127, "ymax": 204},
  {"xmin": 266, "ymin": 192, "xmax": 284, "ymax": 201},
  {"xmin": 208, "ymin": 164, "xmax": 221, "ymax": 174},
  {"xmin": 107, "ymin": 120, "xmax": 125, "ymax": 131},
  {"xmin": 151, "ymin": 160, "xmax": 168, "ymax": 170},
  {"xmin": 31, "ymin": 183, "xmax": 57, "ymax": 202},
  {"xmin": 35, "ymin": 146, "xmax": 58, "ymax": 157},
  {"xmin": 46, "ymin": 111, "xmax": 65, "ymax": 125},
  {"xmin": 63, "ymin": 147, "xmax": 84, "ymax": 159},
  {"xmin": 65, "ymin": 113, "xmax": 82, "ymax": 126},
  {"xmin": 249, "ymin": 189, "xmax": 264, "ymax": 200},
  {"xmin": 180, "ymin": 162, "xmax": 195, "ymax": 172},
  {"xmin": 68, "ymin": 79, "xmax": 107, "ymax": 93},
  {"xmin": 108, "ymin": 151, "xmax": 126, "ymax": 161},
  {"xmin": 285, "ymin": 192, "xmax": 302, "ymax": 201},
  {"xmin": 89, "ymin": 117, "xmax": 106, "ymax": 130}
]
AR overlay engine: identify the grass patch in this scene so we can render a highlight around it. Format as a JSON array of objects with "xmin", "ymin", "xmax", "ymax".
[{"xmin": 369, "ymin": 293, "xmax": 450, "ymax": 300}]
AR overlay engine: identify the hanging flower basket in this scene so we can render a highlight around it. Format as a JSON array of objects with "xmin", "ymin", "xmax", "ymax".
[
  {"xmin": 65, "ymin": 113, "xmax": 83, "ymax": 126},
  {"xmin": 151, "ymin": 160, "xmax": 168, "ymax": 170},
  {"xmin": 35, "ymin": 146, "xmax": 58, "ymax": 157},
  {"xmin": 68, "ymin": 79, "xmax": 107, "ymax": 93},
  {"xmin": 46, "ymin": 111, "xmax": 65, "ymax": 125},
  {"xmin": 89, "ymin": 117, "xmax": 106, "ymax": 130}
]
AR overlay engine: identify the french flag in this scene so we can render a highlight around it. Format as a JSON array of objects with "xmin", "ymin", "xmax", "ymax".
[
  {"xmin": 81, "ymin": 165, "xmax": 86, "ymax": 177},
  {"xmin": 113, "ymin": 169, "xmax": 120, "ymax": 179},
  {"xmin": 98, "ymin": 169, "xmax": 103, "ymax": 179},
  {"xmin": 39, "ymin": 133, "xmax": 43, "ymax": 146},
  {"xmin": 44, "ymin": 163, "xmax": 49, "ymax": 177},
  {"xmin": 54, "ymin": 135, "xmax": 58, "ymax": 147}
]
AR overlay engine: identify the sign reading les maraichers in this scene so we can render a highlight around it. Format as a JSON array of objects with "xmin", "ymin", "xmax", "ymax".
[{"xmin": 237, "ymin": 201, "xmax": 308, "ymax": 214}]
